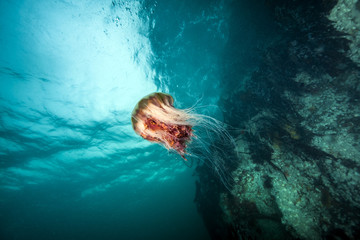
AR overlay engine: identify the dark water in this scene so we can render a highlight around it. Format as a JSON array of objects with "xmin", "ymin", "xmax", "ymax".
[
  {"xmin": 1, "ymin": 0, "xmax": 360, "ymax": 239},
  {"xmin": 0, "ymin": 0, "xmax": 238, "ymax": 239}
]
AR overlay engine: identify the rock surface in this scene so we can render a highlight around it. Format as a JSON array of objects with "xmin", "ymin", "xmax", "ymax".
[{"xmin": 195, "ymin": 0, "xmax": 360, "ymax": 239}]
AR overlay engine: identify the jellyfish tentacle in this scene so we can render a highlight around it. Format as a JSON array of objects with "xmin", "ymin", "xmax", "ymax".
[{"xmin": 132, "ymin": 92, "xmax": 235, "ymax": 190}]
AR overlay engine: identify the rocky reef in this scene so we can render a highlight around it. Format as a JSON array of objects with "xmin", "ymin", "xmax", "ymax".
[{"xmin": 195, "ymin": 0, "xmax": 360, "ymax": 239}]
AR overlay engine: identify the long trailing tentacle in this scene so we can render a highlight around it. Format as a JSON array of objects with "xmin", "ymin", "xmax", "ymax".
[{"xmin": 132, "ymin": 92, "xmax": 236, "ymax": 191}]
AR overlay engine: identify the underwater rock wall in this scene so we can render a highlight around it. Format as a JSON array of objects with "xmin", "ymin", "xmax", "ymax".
[
  {"xmin": 195, "ymin": 0, "xmax": 360, "ymax": 239},
  {"xmin": 329, "ymin": 0, "xmax": 360, "ymax": 65}
]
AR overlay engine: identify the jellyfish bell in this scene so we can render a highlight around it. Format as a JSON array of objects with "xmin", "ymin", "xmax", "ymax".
[
  {"xmin": 131, "ymin": 92, "xmax": 194, "ymax": 160},
  {"xmin": 131, "ymin": 92, "xmax": 236, "ymax": 190}
]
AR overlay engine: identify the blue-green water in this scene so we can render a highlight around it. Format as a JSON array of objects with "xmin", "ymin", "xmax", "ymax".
[
  {"xmin": 2, "ymin": 0, "xmax": 360, "ymax": 239},
  {"xmin": 0, "ymin": 0, "xmax": 273, "ymax": 239}
]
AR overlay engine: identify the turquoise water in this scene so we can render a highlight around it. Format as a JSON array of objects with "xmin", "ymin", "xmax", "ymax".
[
  {"xmin": 0, "ymin": 0, "xmax": 266, "ymax": 239},
  {"xmin": 2, "ymin": 0, "xmax": 360, "ymax": 239}
]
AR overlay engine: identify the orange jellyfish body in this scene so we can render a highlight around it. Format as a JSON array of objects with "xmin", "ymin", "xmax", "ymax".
[{"xmin": 131, "ymin": 92, "xmax": 194, "ymax": 160}]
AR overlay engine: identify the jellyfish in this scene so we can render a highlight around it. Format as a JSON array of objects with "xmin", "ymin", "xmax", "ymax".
[
  {"xmin": 131, "ymin": 92, "xmax": 193, "ymax": 160},
  {"xmin": 131, "ymin": 92, "xmax": 235, "ymax": 189}
]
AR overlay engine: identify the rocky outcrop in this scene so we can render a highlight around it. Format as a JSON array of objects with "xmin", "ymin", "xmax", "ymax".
[{"xmin": 195, "ymin": 0, "xmax": 360, "ymax": 239}]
